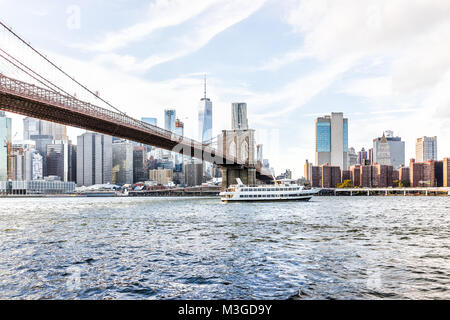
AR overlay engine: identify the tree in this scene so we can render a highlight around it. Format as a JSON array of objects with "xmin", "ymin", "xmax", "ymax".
[{"xmin": 336, "ymin": 179, "xmax": 353, "ymax": 188}]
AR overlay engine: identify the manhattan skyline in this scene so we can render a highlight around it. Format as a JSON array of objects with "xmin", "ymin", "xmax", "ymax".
[{"xmin": 1, "ymin": 0, "xmax": 450, "ymax": 177}]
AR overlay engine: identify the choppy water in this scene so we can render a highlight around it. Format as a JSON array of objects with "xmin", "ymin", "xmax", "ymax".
[{"xmin": 0, "ymin": 196, "xmax": 449, "ymax": 300}]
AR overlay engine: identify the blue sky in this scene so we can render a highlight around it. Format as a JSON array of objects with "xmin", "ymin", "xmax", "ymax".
[{"xmin": 1, "ymin": 0, "xmax": 450, "ymax": 177}]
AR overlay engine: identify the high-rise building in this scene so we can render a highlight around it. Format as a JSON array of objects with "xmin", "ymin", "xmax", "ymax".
[
  {"xmin": 444, "ymin": 158, "xmax": 450, "ymax": 187},
  {"xmin": 76, "ymin": 132, "xmax": 112, "ymax": 187},
  {"xmin": 320, "ymin": 164, "xmax": 341, "ymax": 188},
  {"xmin": 30, "ymin": 135, "xmax": 54, "ymax": 177},
  {"xmin": 133, "ymin": 146, "xmax": 148, "ymax": 183},
  {"xmin": 24, "ymin": 149, "xmax": 43, "ymax": 181},
  {"xmin": 46, "ymin": 141, "xmax": 76, "ymax": 182},
  {"xmin": 348, "ymin": 147, "xmax": 358, "ymax": 167},
  {"xmin": 409, "ymin": 158, "xmax": 443, "ymax": 187},
  {"xmin": 175, "ymin": 119, "xmax": 184, "ymax": 137},
  {"xmin": 0, "ymin": 111, "xmax": 12, "ymax": 181},
  {"xmin": 315, "ymin": 112, "xmax": 348, "ymax": 170},
  {"xmin": 184, "ymin": 160, "xmax": 204, "ymax": 187},
  {"xmin": 357, "ymin": 148, "xmax": 368, "ymax": 165},
  {"xmin": 198, "ymin": 78, "xmax": 213, "ymax": 143},
  {"xmin": 164, "ymin": 109, "xmax": 176, "ymax": 133},
  {"xmin": 112, "ymin": 140, "xmax": 134, "ymax": 186},
  {"xmin": 304, "ymin": 159, "xmax": 312, "ymax": 183},
  {"xmin": 149, "ymin": 168, "xmax": 173, "ymax": 186},
  {"xmin": 373, "ymin": 131, "xmax": 405, "ymax": 169},
  {"xmin": 141, "ymin": 117, "xmax": 157, "ymax": 127},
  {"xmin": 231, "ymin": 103, "xmax": 248, "ymax": 130},
  {"xmin": 23, "ymin": 117, "xmax": 67, "ymax": 141},
  {"xmin": 8, "ymin": 145, "xmax": 25, "ymax": 181},
  {"xmin": 416, "ymin": 136, "xmax": 437, "ymax": 162}
]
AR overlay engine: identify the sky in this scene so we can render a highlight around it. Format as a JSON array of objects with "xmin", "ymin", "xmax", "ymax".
[{"xmin": 1, "ymin": 0, "xmax": 450, "ymax": 177}]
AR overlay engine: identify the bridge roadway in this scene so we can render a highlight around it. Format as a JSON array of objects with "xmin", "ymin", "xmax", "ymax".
[{"xmin": 0, "ymin": 73, "xmax": 272, "ymax": 181}]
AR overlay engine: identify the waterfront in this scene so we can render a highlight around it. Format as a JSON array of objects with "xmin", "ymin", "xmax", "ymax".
[{"xmin": 0, "ymin": 197, "xmax": 448, "ymax": 300}]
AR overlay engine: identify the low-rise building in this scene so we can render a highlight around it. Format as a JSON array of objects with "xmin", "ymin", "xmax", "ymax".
[{"xmin": 0, "ymin": 180, "xmax": 75, "ymax": 195}]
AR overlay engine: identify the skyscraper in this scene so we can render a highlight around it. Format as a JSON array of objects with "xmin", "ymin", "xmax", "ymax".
[
  {"xmin": 46, "ymin": 141, "xmax": 76, "ymax": 182},
  {"xmin": 23, "ymin": 117, "xmax": 67, "ymax": 141},
  {"xmin": 416, "ymin": 136, "xmax": 437, "ymax": 162},
  {"xmin": 347, "ymin": 147, "xmax": 358, "ymax": 167},
  {"xmin": 141, "ymin": 117, "xmax": 157, "ymax": 127},
  {"xmin": 198, "ymin": 77, "xmax": 213, "ymax": 143},
  {"xmin": 373, "ymin": 131, "xmax": 405, "ymax": 169},
  {"xmin": 0, "ymin": 111, "xmax": 12, "ymax": 181},
  {"xmin": 164, "ymin": 109, "xmax": 176, "ymax": 133},
  {"xmin": 231, "ymin": 103, "xmax": 248, "ymax": 130},
  {"xmin": 112, "ymin": 140, "xmax": 134, "ymax": 185},
  {"xmin": 315, "ymin": 112, "xmax": 348, "ymax": 170},
  {"xmin": 76, "ymin": 132, "xmax": 112, "ymax": 187}
]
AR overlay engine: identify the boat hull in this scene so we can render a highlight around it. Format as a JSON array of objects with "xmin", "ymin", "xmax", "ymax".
[{"xmin": 221, "ymin": 196, "xmax": 313, "ymax": 203}]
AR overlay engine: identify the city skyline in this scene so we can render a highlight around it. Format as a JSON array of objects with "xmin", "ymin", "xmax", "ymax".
[{"xmin": 1, "ymin": 1, "xmax": 450, "ymax": 177}]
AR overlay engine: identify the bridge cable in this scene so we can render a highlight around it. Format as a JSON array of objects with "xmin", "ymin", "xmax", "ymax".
[
  {"xmin": 0, "ymin": 20, "xmax": 128, "ymax": 117},
  {"xmin": 0, "ymin": 47, "xmax": 72, "ymax": 96}
]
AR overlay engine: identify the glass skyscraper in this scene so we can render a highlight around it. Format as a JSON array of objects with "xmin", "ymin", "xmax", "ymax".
[
  {"xmin": 141, "ymin": 117, "xmax": 157, "ymax": 127},
  {"xmin": 164, "ymin": 109, "xmax": 176, "ymax": 133},
  {"xmin": 0, "ymin": 111, "xmax": 12, "ymax": 181},
  {"xmin": 315, "ymin": 112, "xmax": 348, "ymax": 170},
  {"xmin": 198, "ymin": 77, "xmax": 212, "ymax": 143}
]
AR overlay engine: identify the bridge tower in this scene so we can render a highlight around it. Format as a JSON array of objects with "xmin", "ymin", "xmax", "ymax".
[{"xmin": 217, "ymin": 128, "xmax": 257, "ymax": 190}]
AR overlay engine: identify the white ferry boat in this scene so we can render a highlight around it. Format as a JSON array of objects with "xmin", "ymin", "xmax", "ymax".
[{"xmin": 220, "ymin": 178, "xmax": 320, "ymax": 203}]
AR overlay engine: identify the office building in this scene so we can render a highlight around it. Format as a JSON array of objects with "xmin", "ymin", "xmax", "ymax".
[
  {"xmin": 444, "ymin": 158, "xmax": 450, "ymax": 187},
  {"xmin": 112, "ymin": 140, "xmax": 134, "ymax": 185},
  {"xmin": 0, "ymin": 111, "xmax": 12, "ymax": 181},
  {"xmin": 133, "ymin": 146, "xmax": 148, "ymax": 183},
  {"xmin": 348, "ymin": 147, "xmax": 358, "ymax": 167},
  {"xmin": 198, "ymin": 78, "xmax": 213, "ymax": 143},
  {"xmin": 0, "ymin": 180, "xmax": 75, "ymax": 195},
  {"xmin": 231, "ymin": 103, "xmax": 249, "ymax": 130},
  {"xmin": 141, "ymin": 117, "xmax": 157, "ymax": 127},
  {"xmin": 8, "ymin": 145, "xmax": 25, "ymax": 181},
  {"xmin": 149, "ymin": 168, "xmax": 173, "ymax": 186},
  {"xmin": 357, "ymin": 148, "xmax": 368, "ymax": 165},
  {"xmin": 164, "ymin": 109, "xmax": 176, "ymax": 133},
  {"xmin": 24, "ymin": 149, "xmax": 43, "ymax": 181},
  {"xmin": 184, "ymin": 160, "xmax": 204, "ymax": 187},
  {"xmin": 416, "ymin": 136, "xmax": 437, "ymax": 162},
  {"xmin": 23, "ymin": 117, "xmax": 67, "ymax": 141},
  {"xmin": 373, "ymin": 131, "xmax": 405, "ymax": 169},
  {"xmin": 304, "ymin": 159, "xmax": 312, "ymax": 183},
  {"xmin": 46, "ymin": 141, "xmax": 76, "ymax": 182},
  {"xmin": 30, "ymin": 135, "xmax": 53, "ymax": 177},
  {"xmin": 315, "ymin": 112, "xmax": 348, "ymax": 170},
  {"xmin": 76, "ymin": 132, "xmax": 112, "ymax": 187}
]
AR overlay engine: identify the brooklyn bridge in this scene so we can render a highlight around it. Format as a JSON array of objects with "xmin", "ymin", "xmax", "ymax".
[{"xmin": 0, "ymin": 21, "xmax": 273, "ymax": 188}]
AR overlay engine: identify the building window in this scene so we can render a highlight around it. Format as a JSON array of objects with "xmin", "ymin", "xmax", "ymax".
[{"xmin": 317, "ymin": 122, "xmax": 331, "ymax": 152}]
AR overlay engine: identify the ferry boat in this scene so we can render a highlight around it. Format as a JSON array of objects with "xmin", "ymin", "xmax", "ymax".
[{"xmin": 220, "ymin": 178, "xmax": 320, "ymax": 203}]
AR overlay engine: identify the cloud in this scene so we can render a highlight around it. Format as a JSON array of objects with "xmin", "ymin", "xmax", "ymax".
[
  {"xmin": 279, "ymin": 0, "xmax": 450, "ymax": 161},
  {"xmin": 80, "ymin": 0, "xmax": 267, "ymax": 73},
  {"xmin": 81, "ymin": 0, "xmax": 219, "ymax": 53}
]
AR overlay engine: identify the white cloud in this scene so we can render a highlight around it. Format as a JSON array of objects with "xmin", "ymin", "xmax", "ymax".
[
  {"xmin": 81, "ymin": 0, "xmax": 266, "ymax": 73},
  {"xmin": 82, "ymin": 0, "xmax": 219, "ymax": 52},
  {"xmin": 281, "ymin": 0, "xmax": 450, "ymax": 160}
]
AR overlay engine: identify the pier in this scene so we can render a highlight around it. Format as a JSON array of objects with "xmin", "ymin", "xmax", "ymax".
[{"xmin": 319, "ymin": 187, "xmax": 450, "ymax": 196}]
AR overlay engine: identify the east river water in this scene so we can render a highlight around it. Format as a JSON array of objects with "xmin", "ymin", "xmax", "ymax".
[{"xmin": 0, "ymin": 196, "xmax": 448, "ymax": 299}]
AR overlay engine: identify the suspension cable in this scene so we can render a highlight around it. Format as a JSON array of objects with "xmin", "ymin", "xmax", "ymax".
[{"xmin": 0, "ymin": 20, "xmax": 128, "ymax": 116}]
